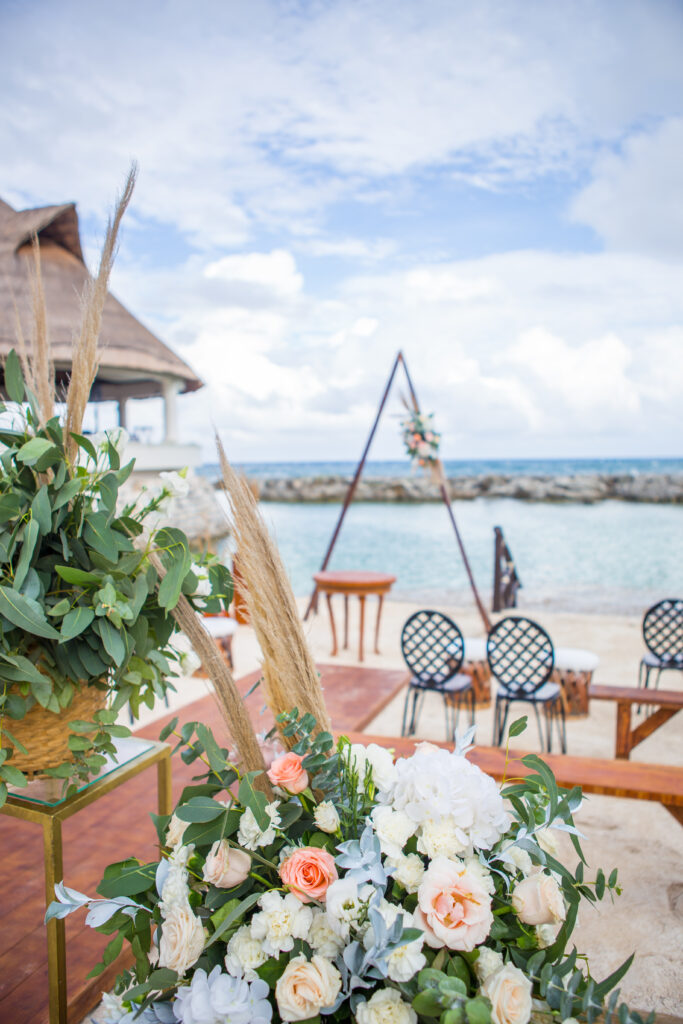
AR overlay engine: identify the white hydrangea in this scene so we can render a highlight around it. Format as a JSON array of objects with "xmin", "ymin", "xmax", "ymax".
[
  {"xmin": 225, "ymin": 924, "xmax": 269, "ymax": 980},
  {"xmin": 325, "ymin": 877, "xmax": 376, "ymax": 940},
  {"xmin": 475, "ymin": 947, "xmax": 505, "ymax": 982},
  {"xmin": 237, "ymin": 802, "xmax": 281, "ymax": 850},
  {"xmin": 371, "ymin": 805, "xmax": 417, "ymax": 859},
  {"xmin": 173, "ymin": 965, "xmax": 272, "ymax": 1024},
  {"xmin": 309, "ymin": 908, "xmax": 346, "ymax": 958},
  {"xmin": 250, "ymin": 891, "xmax": 313, "ymax": 956},
  {"xmin": 386, "ymin": 852, "xmax": 425, "ymax": 894},
  {"xmin": 387, "ymin": 745, "xmax": 509, "ymax": 854},
  {"xmin": 356, "ymin": 987, "xmax": 417, "ymax": 1024}
]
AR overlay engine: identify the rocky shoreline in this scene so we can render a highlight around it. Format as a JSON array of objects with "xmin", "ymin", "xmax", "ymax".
[{"xmin": 247, "ymin": 473, "xmax": 683, "ymax": 504}]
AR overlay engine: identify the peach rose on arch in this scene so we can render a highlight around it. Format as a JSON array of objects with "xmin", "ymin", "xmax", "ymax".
[
  {"xmin": 415, "ymin": 856, "xmax": 493, "ymax": 951},
  {"xmin": 280, "ymin": 846, "xmax": 339, "ymax": 903},
  {"xmin": 267, "ymin": 752, "xmax": 309, "ymax": 794}
]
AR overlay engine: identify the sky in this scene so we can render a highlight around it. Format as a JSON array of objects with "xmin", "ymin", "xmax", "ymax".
[{"xmin": 1, "ymin": 0, "xmax": 682, "ymax": 463}]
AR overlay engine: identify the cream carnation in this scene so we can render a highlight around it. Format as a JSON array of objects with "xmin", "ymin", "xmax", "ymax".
[
  {"xmin": 417, "ymin": 816, "xmax": 467, "ymax": 860},
  {"xmin": 503, "ymin": 843, "xmax": 533, "ymax": 876},
  {"xmin": 158, "ymin": 904, "xmax": 205, "ymax": 977},
  {"xmin": 416, "ymin": 857, "xmax": 493, "ymax": 951},
  {"xmin": 475, "ymin": 947, "xmax": 505, "ymax": 982},
  {"xmin": 314, "ymin": 800, "xmax": 341, "ymax": 833},
  {"xmin": 356, "ymin": 987, "xmax": 417, "ymax": 1024},
  {"xmin": 275, "ymin": 954, "xmax": 341, "ymax": 1022},
  {"xmin": 165, "ymin": 813, "xmax": 188, "ymax": 849},
  {"xmin": 325, "ymin": 877, "xmax": 375, "ymax": 940},
  {"xmin": 224, "ymin": 924, "xmax": 268, "ymax": 980},
  {"xmin": 251, "ymin": 891, "xmax": 313, "ymax": 956},
  {"xmin": 371, "ymin": 805, "xmax": 417, "ymax": 859},
  {"xmin": 481, "ymin": 964, "xmax": 533, "ymax": 1024},
  {"xmin": 512, "ymin": 872, "xmax": 566, "ymax": 926},
  {"xmin": 386, "ymin": 852, "xmax": 425, "ymax": 894},
  {"xmin": 309, "ymin": 909, "xmax": 345, "ymax": 958},
  {"xmin": 203, "ymin": 840, "xmax": 251, "ymax": 889},
  {"xmin": 237, "ymin": 802, "xmax": 281, "ymax": 850}
]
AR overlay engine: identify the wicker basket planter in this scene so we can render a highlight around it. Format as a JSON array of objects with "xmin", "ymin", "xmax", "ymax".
[{"xmin": 3, "ymin": 684, "xmax": 108, "ymax": 779}]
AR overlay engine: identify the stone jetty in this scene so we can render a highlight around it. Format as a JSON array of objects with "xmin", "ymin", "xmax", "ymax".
[{"xmin": 248, "ymin": 473, "xmax": 683, "ymax": 504}]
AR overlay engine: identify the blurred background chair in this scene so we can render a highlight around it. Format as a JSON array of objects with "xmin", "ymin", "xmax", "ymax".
[
  {"xmin": 487, "ymin": 615, "xmax": 566, "ymax": 753},
  {"xmin": 639, "ymin": 598, "xmax": 683, "ymax": 692},
  {"xmin": 400, "ymin": 609, "xmax": 474, "ymax": 740}
]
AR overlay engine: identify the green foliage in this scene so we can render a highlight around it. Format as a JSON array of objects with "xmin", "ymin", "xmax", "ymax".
[{"xmin": 0, "ymin": 350, "xmax": 233, "ymax": 805}]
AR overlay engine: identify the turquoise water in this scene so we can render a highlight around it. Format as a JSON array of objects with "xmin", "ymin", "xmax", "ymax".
[{"xmin": 254, "ymin": 499, "xmax": 682, "ymax": 614}]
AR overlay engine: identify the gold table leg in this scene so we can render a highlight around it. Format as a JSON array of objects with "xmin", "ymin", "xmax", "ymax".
[
  {"xmin": 157, "ymin": 749, "xmax": 173, "ymax": 815},
  {"xmin": 44, "ymin": 814, "xmax": 67, "ymax": 1024}
]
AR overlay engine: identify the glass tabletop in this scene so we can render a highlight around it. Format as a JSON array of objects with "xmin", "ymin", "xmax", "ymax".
[{"xmin": 7, "ymin": 736, "xmax": 157, "ymax": 807}]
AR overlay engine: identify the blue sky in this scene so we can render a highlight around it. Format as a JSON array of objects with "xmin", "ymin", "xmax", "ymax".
[{"xmin": 1, "ymin": 0, "xmax": 682, "ymax": 461}]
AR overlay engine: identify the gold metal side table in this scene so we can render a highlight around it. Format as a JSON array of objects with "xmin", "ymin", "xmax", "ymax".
[{"xmin": 1, "ymin": 737, "xmax": 172, "ymax": 1024}]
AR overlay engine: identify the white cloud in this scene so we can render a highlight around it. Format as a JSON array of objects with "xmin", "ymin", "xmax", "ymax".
[
  {"xmin": 571, "ymin": 118, "xmax": 683, "ymax": 258},
  {"xmin": 205, "ymin": 250, "xmax": 303, "ymax": 298}
]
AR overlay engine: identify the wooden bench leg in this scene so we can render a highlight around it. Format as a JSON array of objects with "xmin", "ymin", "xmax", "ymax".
[
  {"xmin": 615, "ymin": 702, "xmax": 632, "ymax": 759},
  {"xmin": 325, "ymin": 593, "xmax": 338, "ymax": 656}
]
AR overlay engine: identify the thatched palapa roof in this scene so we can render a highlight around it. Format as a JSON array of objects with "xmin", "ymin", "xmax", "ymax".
[{"xmin": 0, "ymin": 197, "xmax": 203, "ymax": 400}]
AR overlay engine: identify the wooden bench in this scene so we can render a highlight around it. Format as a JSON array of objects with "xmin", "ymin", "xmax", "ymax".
[
  {"xmin": 343, "ymin": 731, "xmax": 683, "ymax": 827},
  {"xmin": 589, "ymin": 684, "xmax": 683, "ymax": 759}
]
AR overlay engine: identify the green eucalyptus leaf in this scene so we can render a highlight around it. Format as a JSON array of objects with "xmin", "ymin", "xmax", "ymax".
[
  {"xmin": 83, "ymin": 512, "xmax": 119, "ymax": 563},
  {"xmin": 0, "ymin": 493, "xmax": 23, "ymax": 524},
  {"xmin": 70, "ymin": 432, "xmax": 98, "ymax": 461},
  {"xmin": 4, "ymin": 349, "xmax": 25, "ymax": 402},
  {"xmin": 175, "ymin": 796, "xmax": 228, "ymax": 823},
  {"xmin": 97, "ymin": 859, "xmax": 157, "ymax": 898},
  {"xmin": 53, "ymin": 477, "xmax": 84, "ymax": 510},
  {"xmin": 13, "ymin": 518, "xmax": 40, "ymax": 590},
  {"xmin": 31, "ymin": 485, "xmax": 52, "ymax": 533},
  {"xmin": 156, "ymin": 527, "xmax": 192, "ymax": 610},
  {"xmin": 0, "ymin": 585, "xmax": 61, "ymax": 639},
  {"xmin": 95, "ymin": 618, "xmax": 126, "ymax": 666},
  {"xmin": 60, "ymin": 606, "xmax": 95, "ymax": 641},
  {"xmin": 15, "ymin": 437, "xmax": 57, "ymax": 465}
]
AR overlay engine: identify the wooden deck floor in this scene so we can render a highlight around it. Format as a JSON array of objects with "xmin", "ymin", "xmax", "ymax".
[{"xmin": 0, "ymin": 664, "xmax": 407, "ymax": 1024}]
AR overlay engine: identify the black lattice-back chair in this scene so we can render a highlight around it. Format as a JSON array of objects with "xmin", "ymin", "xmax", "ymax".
[
  {"xmin": 487, "ymin": 616, "xmax": 566, "ymax": 753},
  {"xmin": 400, "ymin": 610, "xmax": 474, "ymax": 740},
  {"xmin": 639, "ymin": 599, "xmax": 683, "ymax": 692}
]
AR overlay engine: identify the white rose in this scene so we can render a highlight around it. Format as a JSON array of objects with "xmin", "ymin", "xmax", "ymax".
[
  {"xmin": 314, "ymin": 800, "xmax": 340, "ymax": 834},
  {"xmin": 165, "ymin": 813, "xmax": 187, "ymax": 849},
  {"xmin": 158, "ymin": 904, "xmax": 205, "ymax": 977},
  {"xmin": 371, "ymin": 805, "xmax": 417, "ymax": 859},
  {"xmin": 417, "ymin": 817, "xmax": 467, "ymax": 861},
  {"xmin": 191, "ymin": 563, "xmax": 213, "ymax": 597},
  {"xmin": 536, "ymin": 827, "xmax": 560, "ymax": 856},
  {"xmin": 356, "ymin": 987, "xmax": 417, "ymax": 1024},
  {"xmin": 536, "ymin": 923, "xmax": 560, "ymax": 948},
  {"xmin": 364, "ymin": 743, "xmax": 398, "ymax": 793},
  {"xmin": 275, "ymin": 954, "xmax": 342, "ymax": 1022},
  {"xmin": 309, "ymin": 909, "xmax": 345, "ymax": 958},
  {"xmin": 386, "ymin": 910, "xmax": 426, "ymax": 983},
  {"xmin": 475, "ymin": 947, "xmax": 505, "ymax": 982},
  {"xmin": 202, "ymin": 840, "xmax": 251, "ymax": 889},
  {"xmin": 251, "ymin": 891, "xmax": 313, "ymax": 956},
  {"xmin": 237, "ymin": 802, "xmax": 281, "ymax": 850},
  {"xmin": 512, "ymin": 872, "xmax": 566, "ymax": 926},
  {"xmin": 386, "ymin": 852, "xmax": 425, "ymax": 894},
  {"xmin": 481, "ymin": 964, "xmax": 533, "ymax": 1024},
  {"xmin": 224, "ymin": 924, "xmax": 268, "ymax": 979}
]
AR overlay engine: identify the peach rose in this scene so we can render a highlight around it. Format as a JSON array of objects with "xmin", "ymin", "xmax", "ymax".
[
  {"xmin": 275, "ymin": 954, "xmax": 342, "ymax": 1021},
  {"xmin": 511, "ymin": 871, "xmax": 565, "ymax": 926},
  {"xmin": 202, "ymin": 839, "xmax": 251, "ymax": 888},
  {"xmin": 267, "ymin": 752, "xmax": 310, "ymax": 794},
  {"xmin": 415, "ymin": 856, "xmax": 493, "ymax": 951},
  {"xmin": 280, "ymin": 846, "xmax": 339, "ymax": 903},
  {"xmin": 481, "ymin": 964, "xmax": 532, "ymax": 1024}
]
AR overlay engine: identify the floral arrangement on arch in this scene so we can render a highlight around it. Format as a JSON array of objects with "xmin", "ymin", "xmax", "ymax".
[
  {"xmin": 50, "ymin": 712, "xmax": 650, "ymax": 1024},
  {"xmin": 401, "ymin": 412, "xmax": 440, "ymax": 469}
]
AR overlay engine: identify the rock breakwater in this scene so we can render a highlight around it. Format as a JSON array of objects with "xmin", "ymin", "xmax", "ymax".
[{"xmin": 248, "ymin": 473, "xmax": 683, "ymax": 504}]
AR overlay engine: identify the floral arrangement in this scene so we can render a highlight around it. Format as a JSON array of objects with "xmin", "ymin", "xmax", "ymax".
[
  {"xmin": 49, "ymin": 713, "xmax": 649, "ymax": 1024},
  {"xmin": 0, "ymin": 348, "xmax": 232, "ymax": 804},
  {"xmin": 401, "ymin": 412, "xmax": 440, "ymax": 469}
]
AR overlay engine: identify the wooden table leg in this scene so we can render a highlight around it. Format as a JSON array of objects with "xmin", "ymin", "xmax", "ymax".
[
  {"xmin": 358, "ymin": 595, "xmax": 366, "ymax": 662},
  {"xmin": 325, "ymin": 593, "xmax": 338, "ymax": 656},
  {"xmin": 44, "ymin": 815, "xmax": 67, "ymax": 1024},
  {"xmin": 343, "ymin": 595, "xmax": 349, "ymax": 650},
  {"xmin": 374, "ymin": 594, "xmax": 385, "ymax": 655},
  {"xmin": 157, "ymin": 749, "xmax": 173, "ymax": 816},
  {"xmin": 615, "ymin": 701, "xmax": 632, "ymax": 759}
]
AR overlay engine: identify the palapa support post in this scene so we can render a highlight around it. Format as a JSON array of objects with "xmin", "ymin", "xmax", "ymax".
[{"xmin": 304, "ymin": 351, "xmax": 492, "ymax": 634}]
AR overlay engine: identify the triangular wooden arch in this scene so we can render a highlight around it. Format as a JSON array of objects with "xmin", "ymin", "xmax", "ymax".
[{"xmin": 303, "ymin": 350, "xmax": 491, "ymax": 632}]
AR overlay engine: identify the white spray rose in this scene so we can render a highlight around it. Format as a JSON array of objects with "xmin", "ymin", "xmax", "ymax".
[
  {"xmin": 512, "ymin": 872, "xmax": 566, "ymax": 926},
  {"xmin": 356, "ymin": 987, "xmax": 417, "ymax": 1024},
  {"xmin": 224, "ymin": 924, "xmax": 268, "ymax": 980},
  {"xmin": 475, "ymin": 947, "xmax": 505, "ymax": 982},
  {"xmin": 160, "ymin": 469, "xmax": 190, "ymax": 498},
  {"xmin": 202, "ymin": 840, "xmax": 251, "ymax": 889},
  {"xmin": 275, "ymin": 954, "xmax": 342, "ymax": 1022},
  {"xmin": 314, "ymin": 800, "xmax": 340, "ymax": 834},
  {"xmin": 237, "ymin": 801, "xmax": 281, "ymax": 850},
  {"xmin": 250, "ymin": 891, "xmax": 313, "ymax": 956},
  {"xmin": 481, "ymin": 964, "xmax": 533, "ymax": 1024},
  {"xmin": 536, "ymin": 827, "xmax": 560, "ymax": 856},
  {"xmin": 158, "ymin": 904, "xmax": 205, "ymax": 977}
]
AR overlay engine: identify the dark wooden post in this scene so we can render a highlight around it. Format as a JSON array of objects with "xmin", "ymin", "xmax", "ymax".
[{"xmin": 492, "ymin": 527, "xmax": 504, "ymax": 613}]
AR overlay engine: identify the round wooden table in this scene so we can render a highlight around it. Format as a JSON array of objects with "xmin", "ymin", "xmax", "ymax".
[{"xmin": 313, "ymin": 571, "xmax": 397, "ymax": 663}]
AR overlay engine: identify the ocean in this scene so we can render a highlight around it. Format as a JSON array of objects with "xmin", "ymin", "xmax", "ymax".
[{"xmin": 210, "ymin": 459, "xmax": 683, "ymax": 615}]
